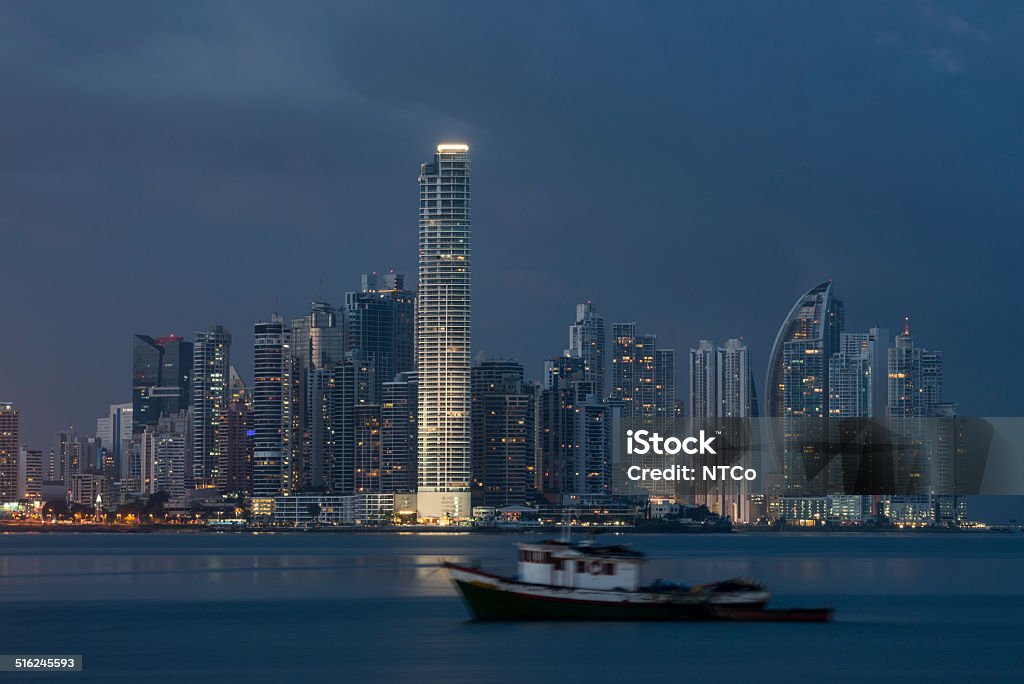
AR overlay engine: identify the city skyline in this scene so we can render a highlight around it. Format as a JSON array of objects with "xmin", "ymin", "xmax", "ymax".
[{"xmin": 0, "ymin": 139, "xmax": 1017, "ymax": 522}]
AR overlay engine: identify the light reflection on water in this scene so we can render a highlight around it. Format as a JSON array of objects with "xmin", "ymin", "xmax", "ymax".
[{"xmin": 1, "ymin": 532, "xmax": 1022, "ymax": 602}]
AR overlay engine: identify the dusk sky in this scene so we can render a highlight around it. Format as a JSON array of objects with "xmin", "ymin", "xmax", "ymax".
[{"xmin": 2, "ymin": 1, "xmax": 1022, "ymax": 455}]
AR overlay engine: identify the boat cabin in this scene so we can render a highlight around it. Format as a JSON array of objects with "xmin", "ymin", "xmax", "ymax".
[{"xmin": 517, "ymin": 541, "xmax": 645, "ymax": 591}]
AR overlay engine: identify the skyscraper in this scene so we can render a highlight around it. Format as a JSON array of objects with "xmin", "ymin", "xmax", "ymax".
[
  {"xmin": 253, "ymin": 316, "xmax": 295, "ymax": 501},
  {"xmin": 765, "ymin": 281, "xmax": 844, "ymax": 496},
  {"xmin": 609, "ymin": 324, "xmax": 674, "ymax": 421},
  {"xmin": 152, "ymin": 412, "xmax": 189, "ymax": 502},
  {"xmin": 132, "ymin": 334, "xmax": 193, "ymax": 433},
  {"xmin": 654, "ymin": 349, "xmax": 676, "ymax": 420},
  {"xmin": 96, "ymin": 403, "xmax": 133, "ymax": 480},
  {"xmin": 291, "ymin": 302, "xmax": 344, "ymax": 490},
  {"xmin": 191, "ymin": 325, "xmax": 232, "ymax": 489},
  {"xmin": 827, "ymin": 327, "xmax": 890, "ymax": 522},
  {"xmin": 717, "ymin": 339, "xmax": 754, "ymax": 419},
  {"xmin": 381, "ymin": 372, "xmax": 417, "ymax": 493},
  {"xmin": 687, "ymin": 339, "xmax": 756, "ymax": 519},
  {"xmin": 539, "ymin": 346, "xmax": 612, "ymax": 505},
  {"xmin": 345, "ymin": 271, "xmax": 416, "ymax": 403},
  {"xmin": 217, "ymin": 367, "xmax": 253, "ymax": 495},
  {"xmin": 18, "ymin": 447, "xmax": 42, "ymax": 500},
  {"xmin": 887, "ymin": 319, "xmax": 943, "ymax": 506},
  {"xmin": 325, "ymin": 351, "xmax": 375, "ymax": 494},
  {"xmin": 543, "ymin": 355, "xmax": 589, "ymax": 392},
  {"xmin": 689, "ymin": 341, "xmax": 717, "ymax": 419},
  {"xmin": 0, "ymin": 402, "xmax": 19, "ymax": 502},
  {"xmin": 417, "ymin": 142, "xmax": 472, "ymax": 521},
  {"xmin": 471, "ymin": 359, "xmax": 536, "ymax": 507},
  {"xmin": 567, "ymin": 301, "xmax": 606, "ymax": 399}
]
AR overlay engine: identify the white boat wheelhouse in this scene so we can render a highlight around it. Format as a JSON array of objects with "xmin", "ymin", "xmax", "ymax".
[{"xmin": 517, "ymin": 541, "xmax": 645, "ymax": 591}]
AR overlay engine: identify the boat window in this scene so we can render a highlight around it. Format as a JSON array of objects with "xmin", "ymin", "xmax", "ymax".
[
  {"xmin": 576, "ymin": 561, "xmax": 586, "ymax": 574},
  {"xmin": 603, "ymin": 563, "xmax": 615, "ymax": 576},
  {"xmin": 553, "ymin": 559, "xmax": 564, "ymax": 570}
]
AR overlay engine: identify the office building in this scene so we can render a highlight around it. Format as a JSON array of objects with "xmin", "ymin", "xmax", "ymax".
[
  {"xmin": 345, "ymin": 271, "xmax": 415, "ymax": 403},
  {"xmin": 132, "ymin": 334, "xmax": 193, "ymax": 433}
]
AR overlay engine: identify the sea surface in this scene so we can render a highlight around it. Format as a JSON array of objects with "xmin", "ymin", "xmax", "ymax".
[{"xmin": 2, "ymin": 531, "xmax": 1023, "ymax": 682}]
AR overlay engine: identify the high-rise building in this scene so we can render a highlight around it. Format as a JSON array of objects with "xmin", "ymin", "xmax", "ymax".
[
  {"xmin": 152, "ymin": 411, "xmax": 189, "ymax": 502},
  {"xmin": 689, "ymin": 341, "xmax": 717, "ymax": 418},
  {"xmin": 538, "ymin": 370, "xmax": 610, "ymax": 504},
  {"xmin": 417, "ymin": 143, "xmax": 472, "ymax": 521},
  {"xmin": 18, "ymin": 447, "xmax": 42, "ymax": 500},
  {"xmin": 567, "ymin": 301, "xmax": 606, "ymax": 399},
  {"xmin": 610, "ymin": 323, "xmax": 675, "ymax": 498},
  {"xmin": 253, "ymin": 316, "xmax": 295, "ymax": 501},
  {"xmin": 717, "ymin": 339, "xmax": 755, "ymax": 419},
  {"xmin": 132, "ymin": 335, "xmax": 164, "ymax": 431},
  {"xmin": 51, "ymin": 430, "xmax": 84, "ymax": 483},
  {"xmin": 765, "ymin": 281, "xmax": 845, "ymax": 498},
  {"xmin": 654, "ymin": 349, "xmax": 676, "ymax": 420},
  {"xmin": 543, "ymin": 355, "xmax": 589, "ymax": 392},
  {"xmin": 354, "ymin": 404, "xmax": 382, "ymax": 493},
  {"xmin": 381, "ymin": 372, "xmax": 417, "ymax": 494},
  {"xmin": 191, "ymin": 325, "xmax": 232, "ymax": 489},
  {"xmin": 325, "ymin": 351, "xmax": 375, "ymax": 494},
  {"xmin": 471, "ymin": 360, "xmax": 536, "ymax": 507},
  {"xmin": 609, "ymin": 324, "xmax": 674, "ymax": 421},
  {"xmin": 887, "ymin": 319, "xmax": 944, "ymax": 518},
  {"xmin": 132, "ymin": 334, "xmax": 193, "ymax": 433},
  {"xmin": 345, "ymin": 271, "xmax": 416, "ymax": 403},
  {"xmin": 291, "ymin": 302, "xmax": 345, "ymax": 490},
  {"xmin": 0, "ymin": 402, "xmax": 19, "ymax": 502},
  {"xmin": 687, "ymin": 339, "xmax": 757, "ymax": 519},
  {"xmin": 609, "ymin": 323, "xmax": 637, "ymax": 415},
  {"xmin": 96, "ymin": 403, "xmax": 133, "ymax": 479},
  {"xmin": 217, "ymin": 367, "xmax": 253, "ymax": 495}
]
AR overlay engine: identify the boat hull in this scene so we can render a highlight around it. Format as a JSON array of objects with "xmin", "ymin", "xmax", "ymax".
[{"xmin": 444, "ymin": 563, "xmax": 808, "ymax": 622}]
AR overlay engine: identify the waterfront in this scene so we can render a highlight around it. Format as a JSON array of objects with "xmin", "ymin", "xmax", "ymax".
[{"xmin": 2, "ymin": 532, "xmax": 1023, "ymax": 682}]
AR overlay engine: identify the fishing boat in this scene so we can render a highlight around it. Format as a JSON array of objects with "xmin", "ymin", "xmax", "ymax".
[{"xmin": 444, "ymin": 537, "xmax": 832, "ymax": 622}]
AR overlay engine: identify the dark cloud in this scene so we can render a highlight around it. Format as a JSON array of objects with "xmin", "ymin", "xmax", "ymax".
[{"xmin": 2, "ymin": 0, "xmax": 1023, "ymax": 458}]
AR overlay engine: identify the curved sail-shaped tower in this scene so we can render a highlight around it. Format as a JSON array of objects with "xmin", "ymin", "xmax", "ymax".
[{"xmin": 764, "ymin": 282, "xmax": 844, "ymax": 493}]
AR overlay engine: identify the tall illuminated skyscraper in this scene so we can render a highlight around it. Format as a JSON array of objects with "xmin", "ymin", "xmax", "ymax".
[
  {"xmin": 253, "ymin": 316, "xmax": 294, "ymax": 501},
  {"xmin": 417, "ymin": 142, "xmax": 472, "ymax": 521},
  {"xmin": 765, "ymin": 281, "xmax": 844, "ymax": 497},
  {"xmin": 191, "ymin": 325, "xmax": 232, "ymax": 488},
  {"xmin": 0, "ymin": 402, "xmax": 18, "ymax": 502}
]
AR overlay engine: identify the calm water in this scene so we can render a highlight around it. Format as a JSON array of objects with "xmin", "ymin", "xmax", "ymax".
[{"xmin": 2, "ymin": 531, "xmax": 1023, "ymax": 682}]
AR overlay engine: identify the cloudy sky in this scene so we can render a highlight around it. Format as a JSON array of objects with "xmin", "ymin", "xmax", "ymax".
[{"xmin": 2, "ymin": 1, "xmax": 1022, "ymax": 465}]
